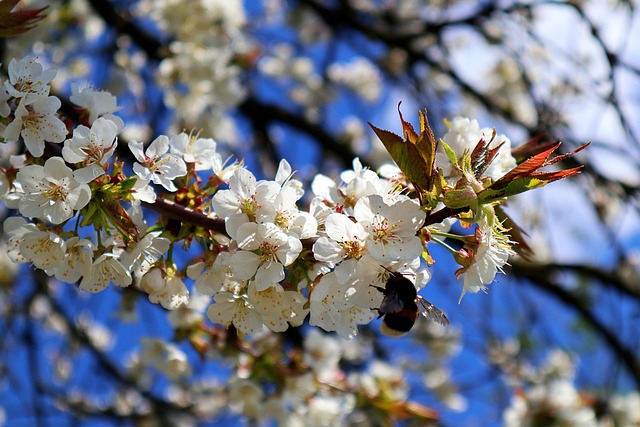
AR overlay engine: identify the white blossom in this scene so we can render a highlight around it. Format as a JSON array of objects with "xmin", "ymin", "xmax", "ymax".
[
  {"xmin": 310, "ymin": 173, "xmax": 341, "ymax": 206},
  {"xmin": 62, "ymin": 117, "xmax": 119, "ymax": 183},
  {"xmin": 328, "ymin": 57, "xmax": 381, "ymax": 102},
  {"xmin": 228, "ymin": 379, "xmax": 264, "ymax": 420},
  {"xmin": 139, "ymin": 338, "xmax": 192, "ymax": 381},
  {"xmin": 304, "ymin": 394, "xmax": 356, "ymax": 427},
  {"xmin": 80, "ymin": 252, "xmax": 132, "ymax": 293},
  {"xmin": 206, "ymin": 289, "xmax": 264, "ymax": 335},
  {"xmin": 3, "ymin": 216, "xmax": 36, "ymax": 264},
  {"xmin": 3, "ymin": 96, "xmax": 67, "ymax": 158},
  {"xmin": 130, "ymin": 135, "xmax": 187, "ymax": 191},
  {"xmin": 313, "ymin": 212, "xmax": 369, "ymax": 284},
  {"xmin": 458, "ymin": 217, "xmax": 515, "ymax": 302},
  {"xmin": 353, "ymin": 195, "xmax": 425, "ymax": 262},
  {"xmin": 19, "ymin": 229, "xmax": 66, "ymax": 271},
  {"xmin": 119, "ymin": 232, "xmax": 171, "ymax": 277},
  {"xmin": 169, "ymin": 132, "xmax": 218, "ymax": 171},
  {"xmin": 16, "ymin": 157, "xmax": 91, "ymax": 224},
  {"xmin": 311, "ymin": 158, "xmax": 382, "ymax": 215},
  {"xmin": 303, "ymin": 329, "xmax": 343, "ymax": 382},
  {"xmin": 211, "ymin": 167, "xmax": 279, "ymax": 238},
  {"xmin": 258, "ymin": 185, "xmax": 317, "ymax": 239},
  {"xmin": 190, "ymin": 251, "xmax": 233, "ymax": 297},
  {"xmin": 210, "ymin": 153, "xmax": 241, "ymax": 183},
  {"xmin": 140, "ymin": 267, "xmax": 190, "ymax": 310},
  {"xmin": 231, "ymin": 222, "xmax": 302, "ymax": 291},
  {"xmin": 50, "ymin": 236, "xmax": 94, "ymax": 284},
  {"xmin": 130, "ymin": 177, "xmax": 157, "ymax": 203},
  {"xmin": 70, "ymin": 84, "xmax": 123, "ymax": 127},
  {"xmin": 4, "ymin": 57, "xmax": 56, "ymax": 101},
  {"xmin": 274, "ymin": 159, "xmax": 304, "ymax": 198},
  {"xmin": 437, "ymin": 116, "xmax": 516, "ymax": 182},
  {"xmin": 168, "ymin": 291, "xmax": 210, "ymax": 329},
  {"xmin": 309, "ymin": 272, "xmax": 373, "ymax": 340},
  {"xmin": 0, "ymin": 85, "xmax": 10, "ymax": 118},
  {"xmin": 248, "ymin": 284, "xmax": 308, "ymax": 332},
  {"xmin": 251, "ymin": 160, "xmax": 317, "ymax": 238}
]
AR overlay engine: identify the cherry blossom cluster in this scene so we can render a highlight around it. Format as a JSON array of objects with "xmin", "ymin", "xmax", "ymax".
[
  {"xmin": 495, "ymin": 345, "xmax": 640, "ymax": 426},
  {"xmin": 1, "ymin": 55, "xmax": 532, "ymax": 342},
  {"xmin": 124, "ymin": 324, "xmax": 460, "ymax": 426},
  {"xmin": 135, "ymin": 0, "xmax": 250, "ymax": 141}
]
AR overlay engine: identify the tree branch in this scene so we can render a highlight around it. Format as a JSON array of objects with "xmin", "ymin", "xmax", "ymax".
[{"xmin": 511, "ymin": 261, "xmax": 640, "ymax": 389}]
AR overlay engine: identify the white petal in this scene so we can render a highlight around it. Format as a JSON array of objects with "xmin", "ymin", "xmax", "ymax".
[
  {"xmin": 211, "ymin": 189, "xmax": 241, "ymax": 218},
  {"xmin": 235, "ymin": 222, "xmax": 260, "ymax": 250},
  {"xmin": 234, "ymin": 304, "xmax": 264, "ymax": 335},
  {"xmin": 275, "ymin": 159, "xmax": 292, "ymax": 184},
  {"xmin": 132, "ymin": 162, "xmax": 152, "ymax": 180},
  {"xmin": 68, "ymin": 184, "xmax": 91, "ymax": 211},
  {"xmin": 312, "ymin": 237, "xmax": 344, "ymax": 263},
  {"xmin": 44, "ymin": 201, "xmax": 72, "ymax": 224},
  {"xmin": 291, "ymin": 212, "xmax": 318, "ymax": 239},
  {"xmin": 159, "ymin": 154, "xmax": 187, "ymax": 179},
  {"xmin": 3, "ymin": 117, "xmax": 23, "ymax": 142},
  {"xmin": 231, "ymin": 251, "xmax": 260, "ymax": 280},
  {"xmin": 229, "ymin": 168, "xmax": 256, "ymax": 200},
  {"xmin": 92, "ymin": 117, "xmax": 118, "ymax": 146},
  {"xmin": 43, "ymin": 157, "xmax": 72, "ymax": 182},
  {"xmin": 254, "ymin": 261, "xmax": 284, "ymax": 291},
  {"xmin": 225, "ymin": 213, "xmax": 250, "ymax": 240},
  {"xmin": 334, "ymin": 259, "xmax": 359, "ymax": 284},
  {"xmin": 207, "ymin": 293, "xmax": 237, "ymax": 327},
  {"xmin": 147, "ymin": 135, "xmax": 170, "ymax": 158},
  {"xmin": 278, "ymin": 235, "xmax": 302, "ymax": 266},
  {"xmin": 73, "ymin": 164, "xmax": 105, "ymax": 184},
  {"xmin": 129, "ymin": 140, "xmax": 146, "ymax": 163},
  {"xmin": 353, "ymin": 195, "xmax": 375, "ymax": 224},
  {"xmin": 325, "ymin": 213, "xmax": 367, "ymax": 241}
]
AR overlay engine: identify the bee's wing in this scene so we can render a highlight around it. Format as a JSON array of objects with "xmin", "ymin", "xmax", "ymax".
[
  {"xmin": 416, "ymin": 296, "xmax": 450, "ymax": 326},
  {"xmin": 379, "ymin": 289, "xmax": 405, "ymax": 313}
]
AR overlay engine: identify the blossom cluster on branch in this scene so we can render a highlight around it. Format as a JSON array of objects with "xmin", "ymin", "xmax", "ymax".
[
  {"xmin": 490, "ymin": 344, "xmax": 640, "ymax": 427},
  {"xmin": 0, "ymin": 56, "xmax": 586, "ymax": 342}
]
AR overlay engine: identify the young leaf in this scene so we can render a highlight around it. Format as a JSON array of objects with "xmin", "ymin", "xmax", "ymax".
[
  {"xmin": 0, "ymin": 0, "xmax": 47, "ymax": 37},
  {"xmin": 478, "ymin": 142, "xmax": 589, "ymax": 203},
  {"xmin": 369, "ymin": 104, "xmax": 438, "ymax": 201}
]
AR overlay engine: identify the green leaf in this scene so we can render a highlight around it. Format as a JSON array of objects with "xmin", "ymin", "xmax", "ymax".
[
  {"xmin": 440, "ymin": 140, "xmax": 459, "ymax": 169},
  {"xmin": 101, "ymin": 197, "xmax": 140, "ymax": 242},
  {"xmin": 79, "ymin": 191, "xmax": 140, "ymax": 242},
  {"xmin": 118, "ymin": 177, "xmax": 138, "ymax": 191}
]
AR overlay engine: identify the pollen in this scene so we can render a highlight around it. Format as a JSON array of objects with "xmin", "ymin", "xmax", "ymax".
[
  {"xmin": 371, "ymin": 216, "xmax": 391, "ymax": 243},
  {"xmin": 274, "ymin": 210, "xmax": 292, "ymax": 230},
  {"xmin": 259, "ymin": 241, "xmax": 278, "ymax": 262},
  {"xmin": 81, "ymin": 141, "xmax": 105, "ymax": 163},
  {"xmin": 23, "ymin": 110, "xmax": 44, "ymax": 129},
  {"xmin": 45, "ymin": 182, "xmax": 69, "ymax": 201},
  {"xmin": 339, "ymin": 239, "xmax": 364, "ymax": 259},
  {"xmin": 239, "ymin": 197, "xmax": 259, "ymax": 216}
]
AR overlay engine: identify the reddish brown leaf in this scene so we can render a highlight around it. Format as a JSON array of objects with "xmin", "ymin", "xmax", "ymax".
[
  {"xmin": 544, "ymin": 142, "xmax": 590, "ymax": 166},
  {"xmin": 0, "ymin": 0, "xmax": 47, "ymax": 37},
  {"xmin": 510, "ymin": 137, "xmax": 558, "ymax": 163},
  {"xmin": 491, "ymin": 142, "xmax": 564, "ymax": 189}
]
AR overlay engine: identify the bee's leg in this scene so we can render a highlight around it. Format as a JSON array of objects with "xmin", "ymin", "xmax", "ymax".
[{"xmin": 370, "ymin": 307, "xmax": 384, "ymax": 319}]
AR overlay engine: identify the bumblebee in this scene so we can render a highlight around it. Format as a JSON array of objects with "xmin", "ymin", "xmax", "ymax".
[{"xmin": 373, "ymin": 270, "xmax": 450, "ymax": 337}]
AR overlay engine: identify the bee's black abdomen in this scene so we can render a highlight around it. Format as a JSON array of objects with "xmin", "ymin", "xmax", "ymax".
[{"xmin": 375, "ymin": 269, "xmax": 449, "ymax": 336}]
